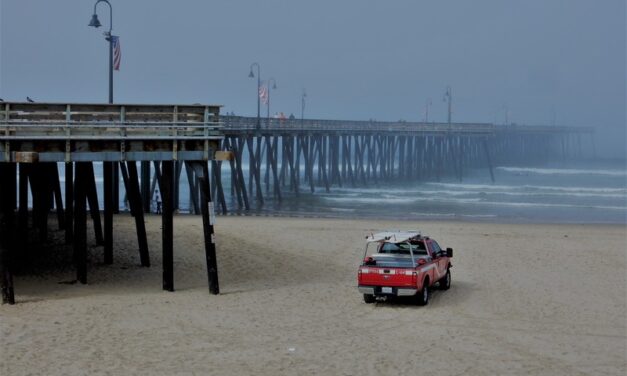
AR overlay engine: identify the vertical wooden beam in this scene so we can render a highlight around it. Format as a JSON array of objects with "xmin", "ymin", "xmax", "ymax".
[
  {"xmin": 51, "ymin": 163, "xmax": 65, "ymax": 230},
  {"xmin": 161, "ymin": 161, "xmax": 174, "ymax": 291},
  {"xmin": 112, "ymin": 163, "xmax": 120, "ymax": 214},
  {"xmin": 64, "ymin": 162, "xmax": 73, "ymax": 244},
  {"xmin": 0, "ymin": 162, "xmax": 16, "ymax": 304},
  {"xmin": 126, "ymin": 162, "xmax": 151, "ymax": 267},
  {"xmin": 212, "ymin": 161, "xmax": 227, "ymax": 214},
  {"xmin": 184, "ymin": 162, "xmax": 201, "ymax": 213},
  {"xmin": 85, "ymin": 163, "xmax": 104, "ymax": 245},
  {"xmin": 141, "ymin": 161, "xmax": 151, "ymax": 212},
  {"xmin": 103, "ymin": 161, "xmax": 114, "ymax": 264},
  {"xmin": 174, "ymin": 162, "xmax": 183, "ymax": 211},
  {"xmin": 74, "ymin": 162, "xmax": 88, "ymax": 284},
  {"xmin": 191, "ymin": 162, "xmax": 220, "ymax": 295},
  {"xmin": 266, "ymin": 136, "xmax": 283, "ymax": 201},
  {"xmin": 246, "ymin": 136, "xmax": 264, "ymax": 205},
  {"xmin": 483, "ymin": 138, "xmax": 495, "ymax": 183},
  {"xmin": 235, "ymin": 137, "xmax": 250, "ymax": 209},
  {"xmin": 119, "ymin": 162, "xmax": 132, "ymax": 214}
]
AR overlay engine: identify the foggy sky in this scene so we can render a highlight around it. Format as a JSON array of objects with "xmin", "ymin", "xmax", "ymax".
[{"xmin": 0, "ymin": 0, "xmax": 625, "ymax": 157}]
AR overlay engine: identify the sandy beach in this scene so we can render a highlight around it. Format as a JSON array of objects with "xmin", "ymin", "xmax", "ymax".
[{"xmin": 1, "ymin": 215, "xmax": 625, "ymax": 375}]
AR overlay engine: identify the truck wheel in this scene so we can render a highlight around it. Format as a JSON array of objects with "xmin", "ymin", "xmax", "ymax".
[
  {"xmin": 363, "ymin": 294, "xmax": 376, "ymax": 304},
  {"xmin": 439, "ymin": 269, "xmax": 451, "ymax": 290},
  {"xmin": 416, "ymin": 283, "xmax": 429, "ymax": 306}
]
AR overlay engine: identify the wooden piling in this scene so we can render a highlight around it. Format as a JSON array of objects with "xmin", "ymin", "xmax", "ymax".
[
  {"xmin": 191, "ymin": 161, "xmax": 220, "ymax": 295},
  {"xmin": 103, "ymin": 161, "xmax": 114, "ymax": 264},
  {"xmin": 0, "ymin": 162, "xmax": 16, "ymax": 304},
  {"xmin": 74, "ymin": 162, "xmax": 88, "ymax": 284},
  {"xmin": 126, "ymin": 162, "xmax": 150, "ymax": 267},
  {"xmin": 64, "ymin": 163, "xmax": 74, "ymax": 244},
  {"xmin": 85, "ymin": 163, "xmax": 104, "ymax": 245},
  {"xmin": 161, "ymin": 161, "xmax": 174, "ymax": 291}
]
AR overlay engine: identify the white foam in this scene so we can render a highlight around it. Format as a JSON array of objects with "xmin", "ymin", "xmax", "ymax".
[{"xmin": 496, "ymin": 166, "xmax": 627, "ymax": 177}]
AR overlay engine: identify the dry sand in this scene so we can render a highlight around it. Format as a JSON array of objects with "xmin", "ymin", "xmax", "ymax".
[{"xmin": 1, "ymin": 215, "xmax": 626, "ymax": 375}]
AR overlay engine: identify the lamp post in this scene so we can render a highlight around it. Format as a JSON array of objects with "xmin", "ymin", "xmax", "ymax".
[
  {"xmin": 301, "ymin": 89, "xmax": 307, "ymax": 127},
  {"xmin": 88, "ymin": 0, "xmax": 114, "ymax": 104},
  {"xmin": 443, "ymin": 86, "xmax": 452, "ymax": 126},
  {"xmin": 424, "ymin": 98, "xmax": 432, "ymax": 123},
  {"xmin": 89, "ymin": 0, "xmax": 115, "ymax": 262},
  {"xmin": 266, "ymin": 78, "xmax": 276, "ymax": 127},
  {"xmin": 248, "ymin": 63, "xmax": 261, "ymax": 130}
]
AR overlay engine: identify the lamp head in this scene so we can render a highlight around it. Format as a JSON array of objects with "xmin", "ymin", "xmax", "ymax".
[
  {"xmin": 272, "ymin": 82, "xmax": 277, "ymax": 90},
  {"xmin": 88, "ymin": 14, "xmax": 102, "ymax": 28},
  {"xmin": 248, "ymin": 69, "xmax": 254, "ymax": 78}
]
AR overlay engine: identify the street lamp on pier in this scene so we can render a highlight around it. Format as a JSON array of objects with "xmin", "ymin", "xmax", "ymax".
[
  {"xmin": 89, "ymin": 0, "xmax": 116, "ymax": 260},
  {"xmin": 266, "ymin": 78, "xmax": 277, "ymax": 127},
  {"xmin": 301, "ymin": 89, "xmax": 307, "ymax": 127},
  {"xmin": 88, "ymin": 0, "xmax": 114, "ymax": 104},
  {"xmin": 443, "ymin": 86, "xmax": 452, "ymax": 126},
  {"xmin": 248, "ymin": 63, "xmax": 261, "ymax": 130}
]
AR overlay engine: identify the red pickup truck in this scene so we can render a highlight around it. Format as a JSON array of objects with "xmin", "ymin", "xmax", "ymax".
[{"xmin": 357, "ymin": 231, "xmax": 453, "ymax": 305}]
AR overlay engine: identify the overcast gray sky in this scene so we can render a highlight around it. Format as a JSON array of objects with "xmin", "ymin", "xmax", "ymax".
[{"xmin": 0, "ymin": 0, "xmax": 625, "ymax": 156}]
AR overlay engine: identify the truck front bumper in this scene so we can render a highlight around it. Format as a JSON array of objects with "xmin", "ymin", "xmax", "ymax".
[{"xmin": 358, "ymin": 286, "xmax": 418, "ymax": 297}]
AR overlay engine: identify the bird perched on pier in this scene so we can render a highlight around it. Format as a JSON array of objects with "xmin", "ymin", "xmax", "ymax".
[{"xmin": 26, "ymin": 96, "xmax": 34, "ymax": 102}]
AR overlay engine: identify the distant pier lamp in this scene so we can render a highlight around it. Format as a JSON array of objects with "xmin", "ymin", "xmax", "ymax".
[
  {"xmin": 249, "ymin": 63, "xmax": 261, "ymax": 130},
  {"xmin": 266, "ymin": 78, "xmax": 277, "ymax": 128}
]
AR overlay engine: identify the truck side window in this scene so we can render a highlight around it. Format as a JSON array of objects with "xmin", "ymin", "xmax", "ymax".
[{"xmin": 430, "ymin": 241, "xmax": 441, "ymax": 256}]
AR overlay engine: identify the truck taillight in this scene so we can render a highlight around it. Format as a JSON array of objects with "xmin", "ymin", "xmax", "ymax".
[{"xmin": 411, "ymin": 271, "xmax": 417, "ymax": 284}]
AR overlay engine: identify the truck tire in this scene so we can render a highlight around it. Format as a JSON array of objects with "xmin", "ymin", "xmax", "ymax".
[
  {"xmin": 363, "ymin": 294, "xmax": 376, "ymax": 304},
  {"xmin": 416, "ymin": 282, "xmax": 429, "ymax": 306},
  {"xmin": 439, "ymin": 269, "xmax": 451, "ymax": 290}
]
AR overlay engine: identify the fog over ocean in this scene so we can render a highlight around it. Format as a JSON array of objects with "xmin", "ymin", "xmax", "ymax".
[{"xmin": 45, "ymin": 159, "xmax": 627, "ymax": 225}]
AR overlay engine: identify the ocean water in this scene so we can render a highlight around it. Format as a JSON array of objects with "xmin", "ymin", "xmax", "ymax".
[
  {"xmin": 225, "ymin": 160, "xmax": 627, "ymax": 224},
  {"xmin": 42, "ymin": 160, "xmax": 627, "ymax": 225}
]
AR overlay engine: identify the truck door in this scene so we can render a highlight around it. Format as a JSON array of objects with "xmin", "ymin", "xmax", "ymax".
[{"xmin": 429, "ymin": 240, "xmax": 448, "ymax": 282}]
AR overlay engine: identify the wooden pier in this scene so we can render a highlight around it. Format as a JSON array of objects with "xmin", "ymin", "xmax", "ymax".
[
  {"xmin": 0, "ymin": 102, "xmax": 593, "ymax": 304},
  {"xmin": 211, "ymin": 116, "xmax": 594, "ymax": 211},
  {"xmin": 0, "ymin": 102, "xmax": 223, "ymax": 304}
]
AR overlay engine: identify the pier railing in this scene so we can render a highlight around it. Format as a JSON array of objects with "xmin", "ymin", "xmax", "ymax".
[
  {"xmin": 1, "ymin": 102, "xmax": 223, "ymax": 162},
  {"xmin": 222, "ymin": 115, "xmax": 594, "ymax": 135}
]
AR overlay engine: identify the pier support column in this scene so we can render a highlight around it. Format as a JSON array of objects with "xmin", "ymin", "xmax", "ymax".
[
  {"xmin": 0, "ymin": 163, "xmax": 16, "ymax": 304},
  {"xmin": 64, "ymin": 162, "xmax": 73, "ymax": 244},
  {"xmin": 103, "ymin": 161, "xmax": 114, "ymax": 264},
  {"xmin": 85, "ymin": 163, "xmax": 104, "ymax": 245},
  {"xmin": 126, "ymin": 162, "xmax": 150, "ymax": 267},
  {"xmin": 191, "ymin": 161, "xmax": 219, "ymax": 295},
  {"xmin": 74, "ymin": 162, "xmax": 88, "ymax": 284},
  {"xmin": 161, "ymin": 161, "xmax": 174, "ymax": 291}
]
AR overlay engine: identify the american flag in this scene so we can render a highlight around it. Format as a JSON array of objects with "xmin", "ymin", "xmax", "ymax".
[
  {"xmin": 111, "ymin": 36, "xmax": 121, "ymax": 71},
  {"xmin": 259, "ymin": 84, "xmax": 268, "ymax": 105}
]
